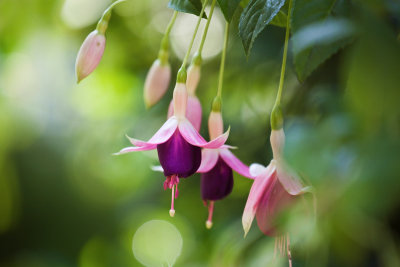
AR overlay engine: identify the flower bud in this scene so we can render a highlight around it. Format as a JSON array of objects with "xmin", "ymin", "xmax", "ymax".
[
  {"xmin": 270, "ymin": 128, "xmax": 285, "ymax": 159},
  {"xmin": 143, "ymin": 59, "xmax": 171, "ymax": 108},
  {"xmin": 75, "ymin": 30, "xmax": 106, "ymax": 83},
  {"xmin": 168, "ymin": 95, "xmax": 202, "ymax": 131},
  {"xmin": 187, "ymin": 64, "xmax": 201, "ymax": 95},
  {"xmin": 208, "ymin": 111, "xmax": 223, "ymax": 140}
]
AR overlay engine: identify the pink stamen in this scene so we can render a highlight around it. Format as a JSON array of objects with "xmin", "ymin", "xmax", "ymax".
[
  {"xmin": 206, "ymin": 201, "xmax": 214, "ymax": 229},
  {"xmin": 165, "ymin": 175, "xmax": 180, "ymax": 217},
  {"xmin": 287, "ymin": 233, "xmax": 292, "ymax": 267}
]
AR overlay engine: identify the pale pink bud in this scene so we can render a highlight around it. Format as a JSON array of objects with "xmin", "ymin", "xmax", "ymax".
[
  {"xmin": 187, "ymin": 64, "xmax": 201, "ymax": 95},
  {"xmin": 75, "ymin": 30, "xmax": 106, "ymax": 83},
  {"xmin": 208, "ymin": 111, "xmax": 223, "ymax": 140},
  {"xmin": 168, "ymin": 95, "xmax": 202, "ymax": 131},
  {"xmin": 143, "ymin": 59, "xmax": 171, "ymax": 108},
  {"xmin": 172, "ymin": 83, "xmax": 188, "ymax": 118},
  {"xmin": 270, "ymin": 129, "xmax": 285, "ymax": 160}
]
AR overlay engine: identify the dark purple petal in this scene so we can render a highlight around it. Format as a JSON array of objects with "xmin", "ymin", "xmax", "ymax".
[
  {"xmin": 201, "ymin": 157, "xmax": 233, "ymax": 201},
  {"xmin": 255, "ymin": 175, "xmax": 295, "ymax": 236},
  {"xmin": 157, "ymin": 130, "xmax": 201, "ymax": 178}
]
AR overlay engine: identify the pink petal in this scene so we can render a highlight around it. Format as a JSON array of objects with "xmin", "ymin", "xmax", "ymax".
[
  {"xmin": 113, "ymin": 144, "xmax": 156, "ymax": 155},
  {"xmin": 242, "ymin": 162, "xmax": 276, "ymax": 237},
  {"xmin": 256, "ymin": 174, "xmax": 295, "ymax": 236},
  {"xmin": 276, "ymin": 161, "xmax": 305, "ymax": 195},
  {"xmin": 219, "ymin": 148, "xmax": 253, "ymax": 178},
  {"xmin": 196, "ymin": 149, "xmax": 219, "ymax": 173},
  {"xmin": 178, "ymin": 119, "xmax": 229, "ymax": 149}
]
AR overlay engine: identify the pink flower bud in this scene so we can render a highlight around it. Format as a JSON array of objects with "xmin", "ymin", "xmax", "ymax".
[
  {"xmin": 75, "ymin": 30, "xmax": 106, "ymax": 83},
  {"xmin": 187, "ymin": 64, "xmax": 201, "ymax": 95},
  {"xmin": 208, "ymin": 111, "xmax": 223, "ymax": 140},
  {"xmin": 168, "ymin": 95, "xmax": 202, "ymax": 131},
  {"xmin": 143, "ymin": 59, "xmax": 171, "ymax": 108},
  {"xmin": 270, "ymin": 129, "xmax": 285, "ymax": 159}
]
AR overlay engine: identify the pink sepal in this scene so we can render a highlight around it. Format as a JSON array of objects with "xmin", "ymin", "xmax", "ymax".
[
  {"xmin": 113, "ymin": 144, "xmax": 157, "ymax": 155},
  {"xmin": 219, "ymin": 148, "xmax": 253, "ymax": 179},
  {"xmin": 196, "ymin": 149, "xmax": 219, "ymax": 173},
  {"xmin": 242, "ymin": 161, "xmax": 276, "ymax": 237},
  {"xmin": 178, "ymin": 119, "xmax": 229, "ymax": 149}
]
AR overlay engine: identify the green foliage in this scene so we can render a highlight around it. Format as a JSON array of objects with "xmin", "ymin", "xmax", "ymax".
[
  {"xmin": 239, "ymin": 0, "xmax": 286, "ymax": 56},
  {"xmin": 217, "ymin": 0, "xmax": 241, "ymax": 22},
  {"xmin": 168, "ymin": 0, "xmax": 206, "ymax": 17},
  {"xmin": 291, "ymin": 0, "xmax": 354, "ymax": 81}
]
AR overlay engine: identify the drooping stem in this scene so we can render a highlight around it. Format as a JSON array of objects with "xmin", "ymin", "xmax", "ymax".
[
  {"xmin": 274, "ymin": 0, "xmax": 292, "ymax": 107},
  {"xmin": 96, "ymin": 0, "xmax": 126, "ymax": 34},
  {"xmin": 179, "ymin": 0, "xmax": 209, "ymax": 75},
  {"xmin": 270, "ymin": 0, "xmax": 292, "ymax": 130},
  {"xmin": 217, "ymin": 22, "xmax": 229, "ymax": 99},
  {"xmin": 197, "ymin": 0, "xmax": 217, "ymax": 56},
  {"xmin": 160, "ymin": 11, "xmax": 178, "ymax": 51}
]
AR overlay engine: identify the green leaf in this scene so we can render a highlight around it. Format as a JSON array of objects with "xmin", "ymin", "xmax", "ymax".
[
  {"xmin": 270, "ymin": 10, "xmax": 287, "ymax": 27},
  {"xmin": 217, "ymin": 0, "xmax": 241, "ymax": 22},
  {"xmin": 239, "ymin": 0, "xmax": 286, "ymax": 56},
  {"xmin": 292, "ymin": 0, "xmax": 353, "ymax": 81},
  {"xmin": 168, "ymin": 0, "xmax": 206, "ymax": 17}
]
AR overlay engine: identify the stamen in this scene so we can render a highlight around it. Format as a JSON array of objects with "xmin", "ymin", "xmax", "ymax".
[
  {"xmin": 169, "ymin": 184, "xmax": 175, "ymax": 217},
  {"xmin": 205, "ymin": 201, "xmax": 214, "ymax": 229},
  {"xmin": 287, "ymin": 233, "xmax": 292, "ymax": 267}
]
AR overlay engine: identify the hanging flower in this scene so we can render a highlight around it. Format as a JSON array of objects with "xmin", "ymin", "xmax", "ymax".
[
  {"xmin": 242, "ymin": 128, "xmax": 310, "ymax": 237},
  {"xmin": 197, "ymin": 110, "xmax": 253, "ymax": 228},
  {"xmin": 116, "ymin": 82, "xmax": 229, "ymax": 217}
]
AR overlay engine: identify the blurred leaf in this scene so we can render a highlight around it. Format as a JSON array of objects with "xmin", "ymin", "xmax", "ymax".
[
  {"xmin": 291, "ymin": 18, "xmax": 355, "ymax": 57},
  {"xmin": 168, "ymin": 0, "xmax": 207, "ymax": 18},
  {"xmin": 239, "ymin": 0, "xmax": 286, "ymax": 56},
  {"xmin": 270, "ymin": 9, "xmax": 287, "ymax": 27},
  {"xmin": 217, "ymin": 0, "xmax": 241, "ymax": 22},
  {"xmin": 292, "ymin": 0, "xmax": 353, "ymax": 82}
]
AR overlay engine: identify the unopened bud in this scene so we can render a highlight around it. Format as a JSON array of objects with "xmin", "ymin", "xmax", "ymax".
[
  {"xmin": 187, "ymin": 64, "xmax": 201, "ymax": 95},
  {"xmin": 144, "ymin": 59, "xmax": 171, "ymax": 108},
  {"xmin": 75, "ymin": 30, "xmax": 106, "ymax": 83},
  {"xmin": 168, "ymin": 95, "xmax": 202, "ymax": 131},
  {"xmin": 208, "ymin": 111, "xmax": 223, "ymax": 140}
]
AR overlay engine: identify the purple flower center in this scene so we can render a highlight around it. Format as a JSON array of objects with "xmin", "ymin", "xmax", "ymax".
[
  {"xmin": 157, "ymin": 130, "xmax": 201, "ymax": 178},
  {"xmin": 201, "ymin": 156, "xmax": 233, "ymax": 201}
]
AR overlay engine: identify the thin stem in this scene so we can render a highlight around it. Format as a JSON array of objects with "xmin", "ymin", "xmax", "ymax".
[
  {"xmin": 197, "ymin": 0, "xmax": 217, "ymax": 55},
  {"xmin": 161, "ymin": 11, "xmax": 178, "ymax": 51},
  {"xmin": 216, "ymin": 22, "xmax": 229, "ymax": 98},
  {"xmin": 180, "ymin": 0, "xmax": 209, "ymax": 69},
  {"xmin": 273, "ymin": 0, "xmax": 292, "ymax": 108},
  {"xmin": 96, "ymin": 0, "xmax": 126, "ymax": 33}
]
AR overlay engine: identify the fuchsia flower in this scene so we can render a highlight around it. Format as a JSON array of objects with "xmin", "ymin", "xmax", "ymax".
[
  {"xmin": 242, "ymin": 129, "xmax": 309, "ymax": 237},
  {"xmin": 116, "ymin": 82, "xmax": 229, "ymax": 216},
  {"xmin": 75, "ymin": 30, "xmax": 106, "ymax": 83},
  {"xmin": 197, "ymin": 111, "xmax": 253, "ymax": 228}
]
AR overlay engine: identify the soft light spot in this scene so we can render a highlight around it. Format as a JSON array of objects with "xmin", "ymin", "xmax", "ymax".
[
  {"xmin": 61, "ymin": 0, "xmax": 111, "ymax": 29},
  {"xmin": 132, "ymin": 220, "xmax": 183, "ymax": 267}
]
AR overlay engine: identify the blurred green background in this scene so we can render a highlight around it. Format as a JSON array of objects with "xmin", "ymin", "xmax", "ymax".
[{"xmin": 0, "ymin": 0, "xmax": 400, "ymax": 266}]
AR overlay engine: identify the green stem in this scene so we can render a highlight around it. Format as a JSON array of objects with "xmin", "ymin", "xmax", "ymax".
[
  {"xmin": 180, "ymin": 0, "xmax": 209, "ymax": 71},
  {"xmin": 217, "ymin": 22, "xmax": 229, "ymax": 98},
  {"xmin": 271, "ymin": 0, "xmax": 292, "ymax": 130},
  {"xmin": 197, "ymin": 0, "xmax": 217, "ymax": 56},
  {"xmin": 160, "ymin": 11, "xmax": 178, "ymax": 51},
  {"xmin": 96, "ymin": 0, "xmax": 126, "ymax": 34}
]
